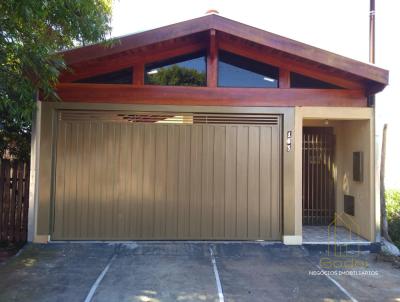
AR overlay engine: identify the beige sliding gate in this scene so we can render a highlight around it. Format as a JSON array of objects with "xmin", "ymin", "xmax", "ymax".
[{"xmin": 52, "ymin": 111, "xmax": 281, "ymax": 240}]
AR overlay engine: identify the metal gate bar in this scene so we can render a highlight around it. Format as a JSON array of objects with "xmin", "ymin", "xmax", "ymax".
[{"xmin": 302, "ymin": 127, "xmax": 335, "ymax": 225}]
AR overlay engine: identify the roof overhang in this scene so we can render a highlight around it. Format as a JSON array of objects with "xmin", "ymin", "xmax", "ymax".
[{"xmin": 60, "ymin": 14, "xmax": 388, "ymax": 92}]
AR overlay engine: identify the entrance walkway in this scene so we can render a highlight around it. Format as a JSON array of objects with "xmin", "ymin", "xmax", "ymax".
[{"xmin": 303, "ymin": 225, "xmax": 369, "ymax": 244}]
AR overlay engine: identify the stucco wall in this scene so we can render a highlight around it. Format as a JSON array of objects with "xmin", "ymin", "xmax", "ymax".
[{"xmin": 335, "ymin": 120, "xmax": 374, "ymax": 241}]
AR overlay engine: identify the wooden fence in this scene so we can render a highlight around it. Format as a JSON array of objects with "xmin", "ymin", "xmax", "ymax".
[{"xmin": 0, "ymin": 160, "xmax": 30, "ymax": 243}]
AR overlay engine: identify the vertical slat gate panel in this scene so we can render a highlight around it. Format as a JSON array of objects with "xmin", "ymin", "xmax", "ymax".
[
  {"xmin": 189, "ymin": 126, "xmax": 202, "ymax": 238},
  {"xmin": 64, "ymin": 123, "xmax": 73, "ymax": 238},
  {"xmin": 224, "ymin": 126, "xmax": 237, "ymax": 238},
  {"xmin": 142, "ymin": 125, "xmax": 156, "ymax": 238},
  {"xmin": 73, "ymin": 123, "xmax": 81, "ymax": 238},
  {"xmin": 117, "ymin": 123, "xmax": 128, "ymax": 237},
  {"xmin": 201, "ymin": 126, "xmax": 214, "ymax": 238},
  {"xmin": 126, "ymin": 124, "xmax": 135, "ymax": 236},
  {"xmin": 93, "ymin": 123, "xmax": 103, "ymax": 238},
  {"xmin": 101, "ymin": 123, "xmax": 111, "ymax": 237},
  {"xmin": 111, "ymin": 124, "xmax": 120, "ymax": 238},
  {"xmin": 213, "ymin": 126, "xmax": 226, "ymax": 238},
  {"xmin": 236, "ymin": 126, "xmax": 249, "ymax": 238},
  {"xmin": 81, "ymin": 123, "xmax": 91, "ymax": 238},
  {"xmin": 271, "ymin": 125, "xmax": 281, "ymax": 238},
  {"xmin": 86, "ymin": 122, "xmax": 96, "ymax": 237},
  {"xmin": 177, "ymin": 126, "xmax": 191, "ymax": 238},
  {"xmin": 111, "ymin": 124, "xmax": 121, "ymax": 238},
  {"xmin": 53, "ymin": 121, "xmax": 65, "ymax": 238},
  {"xmin": 132, "ymin": 125, "xmax": 145, "ymax": 237},
  {"xmin": 165, "ymin": 126, "xmax": 179, "ymax": 238},
  {"xmin": 154, "ymin": 125, "xmax": 168, "ymax": 238},
  {"xmin": 260, "ymin": 126, "xmax": 272, "ymax": 238},
  {"xmin": 52, "ymin": 112, "xmax": 281, "ymax": 240},
  {"xmin": 248, "ymin": 126, "xmax": 260, "ymax": 238},
  {"xmin": 75, "ymin": 123, "xmax": 84, "ymax": 238}
]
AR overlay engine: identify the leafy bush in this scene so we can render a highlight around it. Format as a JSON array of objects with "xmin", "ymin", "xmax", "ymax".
[
  {"xmin": 386, "ymin": 189, "xmax": 400, "ymax": 248},
  {"xmin": 1, "ymin": 0, "xmax": 112, "ymax": 160}
]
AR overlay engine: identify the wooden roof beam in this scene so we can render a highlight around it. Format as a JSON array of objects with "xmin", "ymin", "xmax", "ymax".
[
  {"xmin": 55, "ymin": 83, "xmax": 367, "ymax": 107},
  {"xmin": 207, "ymin": 29, "xmax": 218, "ymax": 88}
]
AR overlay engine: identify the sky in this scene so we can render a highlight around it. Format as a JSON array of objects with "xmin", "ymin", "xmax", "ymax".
[{"xmin": 111, "ymin": 0, "xmax": 400, "ymax": 189}]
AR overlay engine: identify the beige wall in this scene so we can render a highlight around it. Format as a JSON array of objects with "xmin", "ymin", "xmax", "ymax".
[{"xmin": 335, "ymin": 120, "xmax": 374, "ymax": 240}]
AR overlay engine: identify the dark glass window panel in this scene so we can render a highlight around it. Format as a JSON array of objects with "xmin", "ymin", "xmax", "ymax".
[
  {"xmin": 290, "ymin": 72, "xmax": 342, "ymax": 89},
  {"xmin": 218, "ymin": 51, "xmax": 279, "ymax": 88},
  {"xmin": 145, "ymin": 52, "xmax": 206, "ymax": 86},
  {"xmin": 75, "ymin": 68, "xmax": 133, "ymax": 84}
]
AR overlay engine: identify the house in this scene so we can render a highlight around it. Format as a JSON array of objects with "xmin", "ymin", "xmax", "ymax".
[{"xmin": 28, "ymin": 14, "xmax": 388, "ymax": 244}]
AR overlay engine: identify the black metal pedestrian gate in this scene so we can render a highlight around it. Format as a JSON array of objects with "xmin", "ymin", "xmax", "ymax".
[{"xmin": 302, "ymin": 127, "xmax": 335, "ymax": 225}]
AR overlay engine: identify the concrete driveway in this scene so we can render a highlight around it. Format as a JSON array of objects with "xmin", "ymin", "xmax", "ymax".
[{"xmin": 0, "ymin": 242, "xmax": 399, "ymax": 302}]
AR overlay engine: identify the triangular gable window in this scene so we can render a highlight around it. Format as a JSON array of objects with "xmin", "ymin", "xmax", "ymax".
[
  {"xmin": 75, "ymin": 68, "xmax": 133, "ymax": 84},
  {"xmin": 218, "ymin": 51, "xmax": 279, "ymax": 88},
  {"xmin": 290, "ymin": 72, "xmax": 341, "ymax": 89},
  {"xmin": 145, "ymin": 52, "xmax": 207, "ymax": 86}
]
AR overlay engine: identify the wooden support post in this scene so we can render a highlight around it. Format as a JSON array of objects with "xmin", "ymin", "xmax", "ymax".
[
  {"xmin": 133, "ymin": 64, "xmax": 144, "ymax": 86},
  {"xmin": 279, "ymin": 68, "xmax": 290, "ymax": 88},
  {"xmin": 207, "ymin": 29, "xmax": 218, "ymax": 88}
]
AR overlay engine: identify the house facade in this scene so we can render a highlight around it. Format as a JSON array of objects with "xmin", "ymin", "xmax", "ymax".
[{"xmin": 28, "ymin": 15, "xmax": 388, "ymax": 244}]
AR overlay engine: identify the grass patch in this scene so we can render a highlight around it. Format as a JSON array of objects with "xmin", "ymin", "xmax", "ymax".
[{"xmin": 386, "ymin": 189, "xmax": 400, "ymax": 248}]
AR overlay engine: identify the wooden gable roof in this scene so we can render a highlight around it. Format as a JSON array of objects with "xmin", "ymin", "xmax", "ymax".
[{"xmin": 60, "ymin": 14, "xmax": 388, "ymax": 93}]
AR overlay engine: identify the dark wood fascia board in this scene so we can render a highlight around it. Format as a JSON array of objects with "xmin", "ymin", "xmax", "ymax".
[
  {"xmin": 211, "ymin": 15, "xmax": 388, "ymax": 85},
  {"xmin": 55, "ymin": 83, "xmax": 367, "ymax": 107},
  {"xmin": 61, "ymin": 15, "xmax": 213, "ymax": 65},
  {"xmin": 218, "ymin": 40, "xmax": 364, "ymax": 91},
  {"xmin": 60, "ymin": 14, "xmax": 388, "ymax": 87}
]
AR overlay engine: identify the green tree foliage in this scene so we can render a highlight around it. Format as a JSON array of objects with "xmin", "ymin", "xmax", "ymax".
[
  {"xmin": 0, "ymin": 0, "xmax": 112, "ymax": 160},
  {"xmin": 146, "ymin": 65, "xmax": 206, "ymax": 86},
  {"xmin": 386, "ymin": 189, "xmax": 400, "ymax": 247}
]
